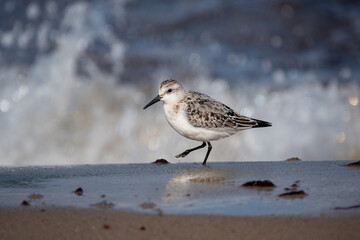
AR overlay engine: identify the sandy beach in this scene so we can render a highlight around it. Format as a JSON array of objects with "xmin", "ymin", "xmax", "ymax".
[
  {"xmin": 1, "ymin": 161, "xmax": 360, "ymax": 239},
  {"xmin": 1, "ymin": 207, "xmax": 360, "ymax": 240}
]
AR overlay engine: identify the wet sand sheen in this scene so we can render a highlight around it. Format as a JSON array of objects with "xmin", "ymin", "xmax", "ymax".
[
  {"xmin": 1, "ymin": 207, "xmax": 359, "ymax": 240},
  {"xmin": 1, "ymin": 161, "xmax": 360, "ymax": 239},
  {"xmin": 1, "ymin": 161, "xmax": 360, "ymax": 216}
]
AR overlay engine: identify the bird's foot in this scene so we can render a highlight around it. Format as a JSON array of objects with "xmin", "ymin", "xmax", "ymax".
[{"xmin": 175, "ymin": 150, "xmax": 190, "ymax": 158}]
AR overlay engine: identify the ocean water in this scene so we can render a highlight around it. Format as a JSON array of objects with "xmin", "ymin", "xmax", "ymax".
[{"xmin": 0, "ymin": 0, "xmax": 360, "ymax": 166}]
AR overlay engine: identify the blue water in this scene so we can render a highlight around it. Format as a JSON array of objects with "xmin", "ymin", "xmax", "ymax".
[
  {"xmin": 0, "ymin": 161, "xmax": 359, "ymax": 216},
  {"xmin": 0, "ymin": 0, "xmax": 360, "ymax": 165}
]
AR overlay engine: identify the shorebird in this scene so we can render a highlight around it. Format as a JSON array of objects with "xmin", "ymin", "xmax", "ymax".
[{"xmin": 143, "ymin": 80, "xmax": 271, "ymax": 165}]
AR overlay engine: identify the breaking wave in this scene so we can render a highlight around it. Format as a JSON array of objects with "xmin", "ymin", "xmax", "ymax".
[{"xmin": 0, "ymin": 0, "xmax": 359, "ymax": 165}]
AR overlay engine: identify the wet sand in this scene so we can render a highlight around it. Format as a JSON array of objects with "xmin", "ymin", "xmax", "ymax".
[
  {"xmin": 1, "ymin": 161, "xmax": 360, "ymax": 239},
  {"xmin": 1, "ymin": 161, "xmax": 360, "ymax": 215},
  {"xmin": 1, "ymin": 207, "xmax": 359, "ymax": 240}
]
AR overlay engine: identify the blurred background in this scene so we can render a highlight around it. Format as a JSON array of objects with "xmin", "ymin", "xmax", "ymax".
[{"xmin": 0, "ymin": 0, "xmax": 359, "ymax": 165}]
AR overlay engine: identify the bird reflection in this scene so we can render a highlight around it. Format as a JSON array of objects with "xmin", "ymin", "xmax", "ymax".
[{"xmin": 163, "ymin": 166, "xmax": 232, "ymax": 203}]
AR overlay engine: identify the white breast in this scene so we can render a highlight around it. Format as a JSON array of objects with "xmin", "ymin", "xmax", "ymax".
[{"xmin": 163, "ymin": 102, "xmax": 234, "ymax": 142}]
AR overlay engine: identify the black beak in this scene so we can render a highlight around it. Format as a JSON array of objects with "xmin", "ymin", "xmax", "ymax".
[{"xmin": 143, "ymin": 95, "xmax": 161, "ymax": 109}]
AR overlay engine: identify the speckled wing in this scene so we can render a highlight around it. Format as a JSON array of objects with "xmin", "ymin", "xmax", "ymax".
[{"xmin": 184, "ymin": 91, "xmax": 257, "ymax": 130}]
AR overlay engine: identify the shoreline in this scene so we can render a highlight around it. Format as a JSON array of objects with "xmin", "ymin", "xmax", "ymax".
[
  {"xmin": 1, "ymin": 207, "xmax": 360, "ymax": 240},
  {"xmin": 1, "ymin": 161, "xmax": 360, "ymax": 239},
  {"xmin": 1, "ymin": 161, "xmax": 360, "ymax": 216}
]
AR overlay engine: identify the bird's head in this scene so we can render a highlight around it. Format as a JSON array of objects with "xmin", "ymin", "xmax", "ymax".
[{"xmin": 143, "ymin": 79, "xmax": 185, "ymax": 109}]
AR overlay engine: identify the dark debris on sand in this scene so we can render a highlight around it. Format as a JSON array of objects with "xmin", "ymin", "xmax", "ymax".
[
  {"xmin": 346, "ymin": 160, "xmax": 360, "ymax": 167},
  {"xmin": 152, "ymin": 159, "xmax": 169, "ymax": 165},
  {"xmin": 334, "ymin": 204, "xmax": 360, "ymax": 210},
  {"xmin": 278, "ymin": 190, "xmax": 307, "ymax": 198},
  {"xmin": 21, "ymin": 200, "xmax": 30, "ymax": 206},
  {"xmin": 284, "ymin": 180, "xmax": 300, "ymax": 191},
  {"xmin": 241, "ymin": 180, "xmax": 276, "ymax": 189},
  {"xmin": 103, "ymin": 224, "xmax": 111, "ymax": 230},
  {"xmin": 73, "ymin": 187, "xmax": 84, "ymax": 196},
  {"xmin": 286, "ymin": 157, "xmax": 301, "ymax": 161}
]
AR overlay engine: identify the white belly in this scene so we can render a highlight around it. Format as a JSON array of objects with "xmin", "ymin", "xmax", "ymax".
[{"xmin": 163, "ymin": 103, "xmax": 234, "ymax": 142}]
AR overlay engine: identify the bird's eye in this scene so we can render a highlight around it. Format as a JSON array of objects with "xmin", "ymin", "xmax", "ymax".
[{"xmin": 167, "ymin": 89, "xmax": 172, "ymax": 93}]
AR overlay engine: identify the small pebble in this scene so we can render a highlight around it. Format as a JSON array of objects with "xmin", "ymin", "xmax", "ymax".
[
  {"xmin": 21, "ymin": 200, "xmax": 30, "ymax": 206},
  {"xmin": 241, "ymin": 180, "xmax": 276, "ymax": 188},
  {"xmin": 152, "ymin": 159, "xmax": 169, "ymax": 165},
  {"xmin": 278, "ymin": 190, "xmax": 307, "ymax": 198},
  {"xmin": 73, "ymin": 187, "xmax": 84, "ymax": 196}
]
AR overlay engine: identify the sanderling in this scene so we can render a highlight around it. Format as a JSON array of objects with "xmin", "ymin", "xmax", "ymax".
[{"xmin": 143, "ymin": 79, "xmax": 271, "ymax": 165}]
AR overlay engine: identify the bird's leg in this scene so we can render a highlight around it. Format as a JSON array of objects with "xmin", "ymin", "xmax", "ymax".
[
  {"xmin": 202, "ymin": 142, "xmax": 212, "ymax": 165},
  {"xmin": 175, "ymin": 142, "xmax": 206, "ymax": 158}
]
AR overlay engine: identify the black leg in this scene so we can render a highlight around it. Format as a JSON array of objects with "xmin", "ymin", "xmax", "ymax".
[
  {"xmin": 175, "ymin": 142, "xmax": 206, "ymax": 158},
  {"xmin": 202, "ymin": 142, "xmax": 212, "ymax": 165}
]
